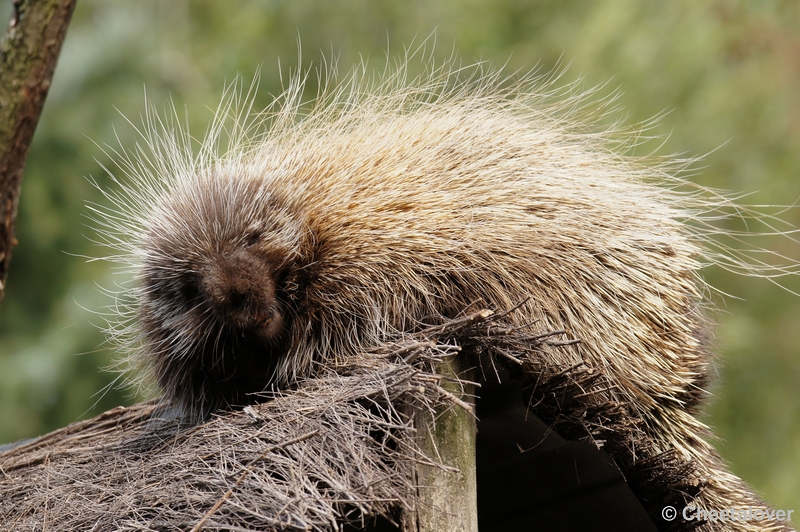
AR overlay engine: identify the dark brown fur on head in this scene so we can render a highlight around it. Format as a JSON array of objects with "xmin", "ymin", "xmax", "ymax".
[{"xmin": 138, "ymin": 176, "xmax": 307, "ymax": 421}]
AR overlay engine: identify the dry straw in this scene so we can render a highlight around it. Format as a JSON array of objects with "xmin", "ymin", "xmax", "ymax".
[{"xmin": 0, "ymin": 310, "xmax": 792, "ymax": 531}]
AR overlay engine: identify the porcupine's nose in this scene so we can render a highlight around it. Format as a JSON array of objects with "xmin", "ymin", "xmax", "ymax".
[
  {"xmin": 225, "ymin": 284, "xmax": 249, "ymax": 313},
  {"xmin": 200, "ymin": 249, "xmax": 279, "ymax": 333}
]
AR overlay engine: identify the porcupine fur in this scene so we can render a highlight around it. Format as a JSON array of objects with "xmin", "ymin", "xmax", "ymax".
[{"xmin": 91, "ymin": 54, "xmax": 797, "ymax": 531}]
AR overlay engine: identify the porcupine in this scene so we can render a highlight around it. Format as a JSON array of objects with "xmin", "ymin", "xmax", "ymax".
[{"xmin": 93, "ymin": 57, "xmax": 796, "ymax": 531}]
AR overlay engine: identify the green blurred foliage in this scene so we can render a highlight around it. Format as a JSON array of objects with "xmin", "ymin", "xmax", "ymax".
[{"xmin": 1, "ymin": 0, "xmax": 798, "ymax": 509}]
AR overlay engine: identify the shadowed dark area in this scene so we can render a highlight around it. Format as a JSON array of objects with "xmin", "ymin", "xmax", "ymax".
[
  {"xmin": 348, "ymin": 372, "xmax": 661, "ymax": 531},
  {"xmin": 475, "ymin": 377, "xmax": 660, "ymax": 532}
]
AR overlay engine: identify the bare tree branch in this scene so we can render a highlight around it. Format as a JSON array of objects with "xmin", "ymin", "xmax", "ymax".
[{"xmin": 0, "ymin": 0, "xmax": 77, "ymax": 304}]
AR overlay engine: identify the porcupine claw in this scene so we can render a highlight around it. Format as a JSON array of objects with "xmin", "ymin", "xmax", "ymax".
[
  {"xmin": 257, "ymin": 312, "xmax": 272, "ymax": 328},
  {"xmin": 253, "ymin": 307, "xmax": 282, "ymax": 340}
]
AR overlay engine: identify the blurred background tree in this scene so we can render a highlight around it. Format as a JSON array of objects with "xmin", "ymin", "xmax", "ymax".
[{"xmin": 0, "ymin": 0, "xmax": 797, "ymax": 509}]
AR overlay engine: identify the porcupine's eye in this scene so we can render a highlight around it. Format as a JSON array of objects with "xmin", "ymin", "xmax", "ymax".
[
  {"xmin": 245, "ymin": 230, "xmax": 262, "ymax": 247},
  {"xmin": 178, "ymin": 280, "xmax": 199, "ymax": 302}
]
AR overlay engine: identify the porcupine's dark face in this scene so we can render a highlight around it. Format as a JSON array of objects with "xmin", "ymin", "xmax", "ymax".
[{"xmin": 138, "ymin": 177, "xmax": 304, "ymax": 421}]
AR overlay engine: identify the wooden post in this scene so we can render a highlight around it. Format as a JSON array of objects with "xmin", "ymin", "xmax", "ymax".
[{"xmin": 407, "ymin": 354, "xmax": 478, "ymax": 532}]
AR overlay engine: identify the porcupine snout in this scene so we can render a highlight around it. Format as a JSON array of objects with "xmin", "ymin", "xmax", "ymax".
[{"xmin": 199, "ymin": 248, "xmax": 284, "ymax": 341}]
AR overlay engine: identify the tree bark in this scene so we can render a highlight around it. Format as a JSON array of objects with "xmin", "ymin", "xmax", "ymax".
[
  {"xmin": 406, "ymin": 355, "xmax": 478, "ymax": 532},
  {"xmin": 0, "ymin": 0, "xmax": 76, "ymax": 304}
]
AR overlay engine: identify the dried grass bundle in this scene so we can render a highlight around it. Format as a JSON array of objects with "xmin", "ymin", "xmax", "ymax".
[{"xmin": 0, "ymin": 310, "xmax": 791, "ymax": 531}]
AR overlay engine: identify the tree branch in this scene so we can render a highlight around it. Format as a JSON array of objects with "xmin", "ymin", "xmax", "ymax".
[{"xmin": 0, "ymin": 0, "xmax": 77, "ymax": 303}]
